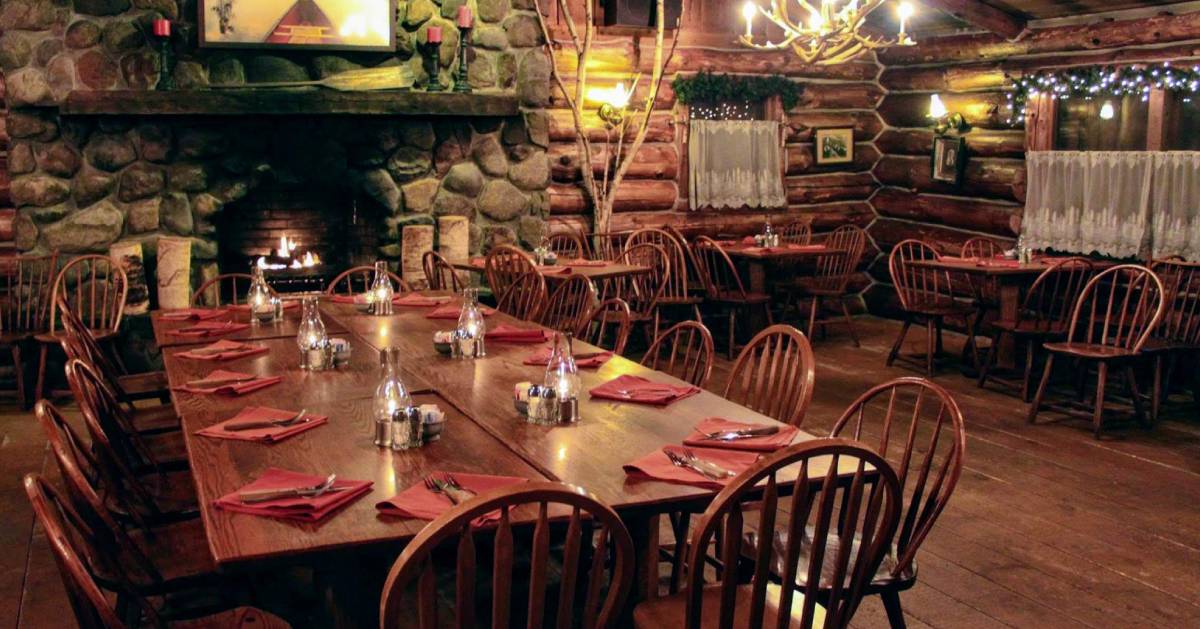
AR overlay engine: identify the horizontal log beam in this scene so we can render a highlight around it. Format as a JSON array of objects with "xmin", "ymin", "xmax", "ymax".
[
  {"xmin": 786, "ymin": 143, "xmax": 881, "ymax": 174},
  {"xmin": 871, "ymin": 187, "xmax": 1022, "ymax": 236},
  {"xmin": 875, "ymin": 128, "xmax": 1025, "ymax": 158},
  {"xmin": 786, "ymin": 172, "xmax": 878, "ymax": 204},
  {"xmin": 548, "ymin": 180, "xmax": 679, "ymax": 214},
  {"xmin": 877, "ymin": 91, "xmax": 1011, "ymax": 129},
  {"xmin": 786, "ymin": 111, "xmax": 884, "ymax": 143},
  {"xmin": 920, "ymin": 0, "xmax": 1026, "ymax": 40},
  {"xmin": 548, "ymin": 142, "xmax": 678, "ymax": 182},
  {"xmin": 797, "ymin": 83, "xmax": 886, "ymax": 110},
  {"xmin": 873, "ymin": 154, "xmax": 1026, "ymax": 202},
  {"xmin": 548, "ymin": 109, "xmax": 675, "ymax": 143}
]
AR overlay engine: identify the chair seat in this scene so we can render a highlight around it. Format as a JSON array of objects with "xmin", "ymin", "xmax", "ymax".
[
  {"xmin": 124, "ymin": 469, "xmax": 200, "ymax": 522},
  {"xmin": 35, "ymin": 329, "xmax": 118, "ymax": 344},
  {"xmin": 119, "ymin": 370, "xmax": 170, "ymax": 400},
  {"xmin": 0, "ymin": 331, "xmax": 31, "ymax": 345},
  {"xmin": 172, "ymin": 607, "xmax": 291, "ymax": 629},
  {"xmin": 660, "ymin": 296, "xmax": 704, "ymax": 306},
  {"xmin": 992, "ymin": 320, "xmax": 1068, "ymax": 336},
  {"xmin": 903, "ymin": 299, "xmax": 975, "ymax": 317},
  {"xmin": 1042, "ymin": 342, "xmax": 1141, "ymax": 360},
  {"xmin": 131, "ymin": 403, "xmax": 181, "ymax": 435},
  {"xmin": 116, "ymin": 518, "xmax": 219, "ymax": 592},
  {"xmin": 786, "ymin": 277, "xmax": 849, "ymax": 297},
  {"xmin": 1142, "ymin": 338, "xmax": 1198, "ymax": 353},
  {"xmin": 142, "ymin": 430, "xmax": 190, "ymax": 467},
  {"xmin": 709, "ymin": 290, "xmax": 772, "ymax": 305},
  {"xmin": 743, "ymin": 527, "xmax": 915, "ymax": 594},
  {"xmin": 634, "ymin": 583, "xmax": 825, "ymax": 628}
]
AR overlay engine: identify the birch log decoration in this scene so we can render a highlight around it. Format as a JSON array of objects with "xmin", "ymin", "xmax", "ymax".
[
  {"xmin": 109, "ymin": 241, "xmax": 149, "ymax": 315},
  {"xmin": 402, "ymin": 225, "xmax": 434, "ymax": 287},
  {"xmin": 157, "ymin": 237, "xmax": 192, "ymax": 309}
]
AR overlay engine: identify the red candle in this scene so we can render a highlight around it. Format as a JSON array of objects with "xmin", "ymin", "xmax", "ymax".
[
  {"xmin": 152, "ymin": 18, "xmax": 171, "ymax": 37},
  {"xmin": 456, "ymin": 6, "xmax": 473, "ymax": 28},
  {"xmin": 426, "ymin": 26, "xmax": 442, "ymax": 43}
]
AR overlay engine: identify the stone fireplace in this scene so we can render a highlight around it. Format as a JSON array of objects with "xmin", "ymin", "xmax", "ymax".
[{"xmin": 2, "ymin": 0, "xmax": 555, "ymax": 307}]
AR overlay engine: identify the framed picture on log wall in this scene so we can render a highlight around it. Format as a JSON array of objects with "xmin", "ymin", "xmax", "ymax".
[
  {"xmin": 200, "ymin": 0, "xmax": 397, "ymax": 52},
  {"xmin": 815, "ymin": 128, "xmax": 854, "ymax": 165},
  {"xmin": 932, "ymin": 136, "xmax": 966, "ymax": 185}
]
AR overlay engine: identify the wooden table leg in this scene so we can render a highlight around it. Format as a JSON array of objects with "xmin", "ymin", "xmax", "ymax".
[
  {"xmin": 746, "ymin": 260, "xmax": 767, "ymax": 293},
  {"xmin": 633, "ymin": 512, "xmax": 662, "ymax": 602},
  {"xmin": 996, "ymin": 281, "xmax": 1021, "ymax": 369}
]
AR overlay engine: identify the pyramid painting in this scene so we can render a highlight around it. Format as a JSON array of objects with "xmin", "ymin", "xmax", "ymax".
[{"xmin": 201, "ymin": 0, "xmax": 393, "ymax": 51}]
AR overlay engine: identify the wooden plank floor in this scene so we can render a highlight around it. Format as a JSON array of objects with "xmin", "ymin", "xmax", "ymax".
[{"xmin": 2, "ymin": 315, "xmax": 1198, "ymax": 628}]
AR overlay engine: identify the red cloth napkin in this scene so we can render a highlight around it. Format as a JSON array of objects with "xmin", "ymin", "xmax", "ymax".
[
  {"xmin": 469, "ymin": 257, "xmax": 486, "ymax": 268},
  {"xmin": 176, "ymin": 339, "xmax": 269, "ymax": 362},
  {"xmin": 376, "ymin": 473, "xmax": 528, "ymax": 525},
  {"xmin": 936, "ymin": 256, "xmax": 976, "ymax": 263},
  {"xmin": 589, "ymin": 374, "xmax": 701, "ymax": 406},
  {"xmin": 623, "ymin": 445, "xmax": 760, "ymax": 489},
  {"xmin": 485, "ymin": 324, "xmax": 550, "ymax": 343},
  {"xmin": 215, "ymin": 468, "xmax": 372, "ymax": 522},
  {"xmin": 170, "ymin": 320, "xmax": 250, "ymax": 338},
  {"xmin": 196, "ymin": 407, "xmax": 327, "ymax": 443},
  {"xmin": 173, "ymin": 369, "xmax": 282, "ymax": 395},
  {"xmin": 780, "ymin": 244, "xmax": 826, "ymax": 252},
  {"xmin": 557, "ymin": 259, "xmax": 607, "ymax": 267},
  {"xmin": 523, "ymin": 346, "xmax": 612, "ymax": 368},
  {"xmin": 394, "ymin": 293, "xmax": 452, "ymax": 307},
  {"xmin": 425, "ymin": 304, "xmax": 495, "ymax": 320},
  {"xmin": 682, "ymin": 418, "xmax": 798, "ymax": 453},
  {"xmin": 224, "ymin": 301, "xmax": 300, "ymax": 312},
  {"xmin": 741, "ymin": 236, "xmax": 757, "ymax": 245},
  {"xmin": 160, "ymin": 308, "xmax": 228, "ymax": 322},
  {"xmin": 978, "ymin": 259, "xmax": 1023, "ymax": 268}
]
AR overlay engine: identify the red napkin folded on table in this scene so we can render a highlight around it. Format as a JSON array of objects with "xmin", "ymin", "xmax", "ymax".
[
  {"xmin": 936, "ymin": 256, "xmax": 976, "ymax": 263},
  {"xmin": 682, "ymin": 418, "xmax": 799, "ymax": 453},
  {"xmin": 469, "ymin": 257, "xmax": 487, "ymax": 268},
  {"xmin": 780, "ymin": 244, "xmax": 826, "ymax": 252},
  {"xmin": 176, "ymin": 339, "xmax": 269, "ymax": 362},
  {"xmin": 741, "ymin": 236, "xmax": 758, "ymax": 245},
  {"xmin": 172, "ymin": 369, "xmax": 282, "ymax": 396},
  {"xmin": 376, "ymin": 472, "xmax": 528, "ymax": 525},
  {"xmin": 394, "ymin": 293, "xmax": 452, "ymax": 307},
  {"xmin": 170, "ymin": 320, "xmax": 250, "ymax": 338},
  {"xmin": 485, "ymin": 324, "xmax": 550, "ymax": 343},
  {"xmin": 623, "ymin": 445, "xmax": 760, "ymax": 489},
  {"xmin": 224, "ymin": 301, "xmax": 300, "ymax": 312},
  {"xmin": 978, "ymin": 259, "xmax": 1023, "ymax": 268},
  {"xmin": 523, "ymin": 346, "xmax": 612, "ymax": 368},
  {"xmin": 160, "ymin": 308, "xmax": 228, "ymax": 322},
  {"xmin": 425, "ymin": 304, "xmax": 495, "ymax": 320},
  {"xmin": 196, "ymin": 406, "xmax": 327, "ymax": 443},
  {"xmin": 557, "ymin": 259, "xmax": 608, "ymax": 267},
  {"xmin": 215, "ymin": 468, "xmax": 372, "ymax": 522},
  {"xmin": 589, "ymin": 374, "xmax": 701, "ymax": 406}
]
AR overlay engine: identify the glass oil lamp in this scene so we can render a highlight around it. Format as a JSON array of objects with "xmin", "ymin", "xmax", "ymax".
[
  {"xmin": 374, "ymin": 347, "xmax": 418, "ymax": 449},
  {"xmin": 369, "ymin": 260, "xmax": 394, "ymax": 315},
  {"xmin": 296, "ymin": 296, "xmax": 330, "ymax": 370},
  {"xmin": 541, "ymin": 333, "xmax": 580, "ymax": 424},
  {"xmin": 455, "ymin": 287, "xmax": 486, "ymax": 359},
  {"xmin": 247, "ymin": 265, "xmax": 275, "ymax": 324}
]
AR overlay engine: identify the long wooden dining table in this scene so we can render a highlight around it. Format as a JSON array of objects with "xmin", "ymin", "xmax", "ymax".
[{"xmin": 154, "ymin": 291, "xmax": 835, "ymax": 622}]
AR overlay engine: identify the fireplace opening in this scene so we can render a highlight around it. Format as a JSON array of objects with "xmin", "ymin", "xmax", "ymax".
[{"xmin": 214, "ymin": 181, "xmax": 386, "ymax": 293}]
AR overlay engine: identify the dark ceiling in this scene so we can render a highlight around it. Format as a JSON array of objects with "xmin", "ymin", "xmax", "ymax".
[{"xmin": 867, "ymin": 0, "xmax": 1190, "ymax": 36}]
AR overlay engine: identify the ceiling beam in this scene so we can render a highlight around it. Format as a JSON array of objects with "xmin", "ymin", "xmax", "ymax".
[{"xmin": 919, "ymin": 0, "xmax": 1027, "ymax": 40}]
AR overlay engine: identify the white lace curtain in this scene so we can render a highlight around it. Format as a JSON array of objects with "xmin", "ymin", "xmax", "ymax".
[
  {"xmin": 689, "ymin": 121, "xmax": 786, "ymax": 210},
  {"xmin": 1024, "ymin": 151, "xmax": 1200, "ymax": 259}
]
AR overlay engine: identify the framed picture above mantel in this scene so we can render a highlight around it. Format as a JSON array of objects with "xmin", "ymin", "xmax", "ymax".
[{"xmin": 200, "ymin": 0, "xmax": 397, "ymax": 52}]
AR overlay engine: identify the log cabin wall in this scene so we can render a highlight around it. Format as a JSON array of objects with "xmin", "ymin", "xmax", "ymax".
[
  {"xmin": 542, "ymin": 0, "xmax": 886, "ymax": 308},
  {"xmin": 863, "ymin": 8, "xmax": 1200, "ymax": 316}
]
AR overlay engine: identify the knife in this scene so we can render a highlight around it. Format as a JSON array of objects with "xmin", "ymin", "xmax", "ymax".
[
  {"xmin": 186, "ymin": 375, "xmax": 257, "ymax": 388},
  {"xmin": 699, "ymin": 426, "xmax": 781, "ymax": 441},
  {"xmin": 189, "ymin": 343, "xmax": 249, "ymax": 356},
  {"xmin": 224, "ymin": 408, "xmax": 309, "ymax": 432}
]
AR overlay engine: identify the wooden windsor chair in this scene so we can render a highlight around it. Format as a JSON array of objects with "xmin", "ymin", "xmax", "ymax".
[
  {"xmin": 1146, "ymin": 258, "xmax": 1200, "ymax": 422},
  {"xmin": 547, "ymin": 231, "xmax": 587, "ymax": 260},
  {"xmin": 743, "ymin": 378, "xmax": 965, "ymax": 629},
  {"xmin": 190, "ymin": 273, "xmax": 268, "ymax": 307},
  {"xmin": 575, "ymin": 298, "xmax": 633, "ymax": 356},
  {"xmin": 540, "ymin": 273, "xmax": 597, "ymax": 334},
  {"xmin": 886, "ymin": 240, "xmax": 980, "ymax": 377},
  {"xmin": 784, "ymin": 225, "xmax": 868, "ymax": 346},
  {"xmin": 325, "ymin": 265, "xmax": 410, "ymax": 295},
  {"xmin": 496, "ymin": 271, "xmax": 548, "ymax": 322},
  {"xmin": 959, "ymin": 237, "xmax": 1006, "ymax": 351},
  {"xmin": 379, "ymin": 482, "xmax": 635, "ymax": 629},
  {"xmin": 633, "ymin": 439, "xmax": 902, "ymax": 629},
  {"xmin": 779, "ymin": 221, "xmax": 813, "ymax": 245},
  {"xmin": 0, "ymin": 251, "xmax": 57, "ymax": 408},
  {"xmin": 35, "ymin": 254, "xmax": 128, "ymax": 403},
  {"xmin": 723, "ymin": 324, "xmax": 816, "ymax": 427},
  {"xmin": 640, "ymin": 320, "xmax": 715, "ymax": 389},
  {"xmin": 23, "ymin": 473, "xmax": 289, "ymax": 629},
  {"xmin": 596, "ymin": 243, "xmax": 670, "ymax": 344},
  {"xmin": 626, "ymin": 228, "xmax": 703, "ymax": 338},
  {"xmin": 976, "ymin": 257, "xmax": 1094, "ymax": 401},
  {"xmin": 692, "ymin": 236, "xmax": 775, "ymax": 359},
  {"xmin": 663, "ymin": 224, "xmax": 708, "ymax": 296},
  {"xmin": 1028, "ymin": 264, "xmax": 1166, "ymax": 438},
  {"xmin": 588, "ymin": 230, "xmax": 634, "ymax": 261},
  {"xmin": 423, "ymin": 250, "xmax": 465, "ymax": 292},
  {"xmin": 60, "ymin": 291, "xmax": 173, "ymax": 407},
  {"xmin": 485, "ymin": 244, "xmax": 537, "ymax": 303}
]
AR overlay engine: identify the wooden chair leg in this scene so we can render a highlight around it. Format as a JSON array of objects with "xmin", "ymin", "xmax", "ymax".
[
  {"xmin": 976, "ymin": 329, "xmax": 1002, "ymax": 389},
  {"xmin": 1151, "ymin": 354, "xmax": 1163, "ymax": 426},
  {"xmin": 1125, "ymin": 365, "xmax": 1149, "ymax": 428},
  {"xmin": 11, "ymin": 345, "xmax": 27, "ymax": 410},
  {"xmin": 1028, "ymin": 353, "xmax": 1056, "ymax": 424},
  {"xmin": 1093, "ymin": 362, "xmax": 1109, "ymax": 439},
  {"xmin": 839, "ymin": 298, "xmax": 860, "ymax": 348},
  {"xmin": 925, "ymin": 318, "xmax": 937, "ymax": 377},
  {"xmin": 880, "ymin": 590, "xmax": 908, "ymax": 629},
  {"xmin": 1021, "ymin": 338, "xmax": 1037, "ymax": 403},
  {"xmin": 806, "ymin": 295, "xmax": 818, "ymax": 340},
  {"xmin": 668, "ymin": 511, "xmax": 691, "ymax": 595},
  {"xmin": 106, "ymin": 339, "xmax": 129, "ymax": 375},
  {"xmin": 934, "ymin": 318, "xmax": 945, "ymax": 356},
  {"xmin": 764, "ymin": 301, "xmax": 774, "ymax": 326},
  {"xmin": 726, "ymin": 309, "xmax": 736, "ymax": 360},
  {"xmin": 34, "ymin": 342, "xmax": 49, "ymax": 405},
  {"xmin": 887, "ymin": 317, "xmax": 912, "ymax": 367}
]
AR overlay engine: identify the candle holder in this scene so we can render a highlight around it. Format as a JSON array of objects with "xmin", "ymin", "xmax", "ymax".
[
  {"xmin": 422, "ymin": 41, "xmax": 444, "ymax": 92},
  {"xmin": 155, "ymin": 32, "xmax": 174, "ymax": 91},
  {"xmin": 453, "ymin": 27, "xmax": 472, "ymax": 93}
]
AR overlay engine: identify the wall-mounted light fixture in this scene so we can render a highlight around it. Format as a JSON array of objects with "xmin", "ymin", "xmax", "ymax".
[
  {"xmin": 929, "ymin": 94, "xmax": 968, "ymax": 135},
  {"xmin": 589, "ymin": 80, "xmax": 636, "ymax": 128},
  {"xmin": 1099, "ymin": 100, "xmax": 1115, "ymax": 120}
]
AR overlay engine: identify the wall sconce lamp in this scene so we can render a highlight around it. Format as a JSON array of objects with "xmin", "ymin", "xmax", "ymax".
[
  {"xmin": 589, "ymin": 79, "xmax": 636, "ymax": 128},
  {"xmin": 929, "ymin": 94, "xmax": 968, "ymax": 135}
]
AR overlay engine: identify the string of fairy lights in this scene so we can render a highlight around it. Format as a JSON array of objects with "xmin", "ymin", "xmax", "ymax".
[
  {"xmin": 1007, "ymin": 62, "xmax": 1200, "ymax": 124},
  {"xmin": 689, "ymin": 101, "xmax": 759, "ymax": 120}
]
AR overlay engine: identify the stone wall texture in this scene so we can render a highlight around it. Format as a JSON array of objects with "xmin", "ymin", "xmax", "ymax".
[{"xmin": 1, "ymin": 0, "xmax": 552, "ymax": 290}]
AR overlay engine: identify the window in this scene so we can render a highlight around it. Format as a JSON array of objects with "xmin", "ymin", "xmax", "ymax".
[{"xmin": 1054, "ymin": 96, "xmax": 1149, "ymax": 151}]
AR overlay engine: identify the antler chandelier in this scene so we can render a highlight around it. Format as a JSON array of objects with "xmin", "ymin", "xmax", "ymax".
[{"xmin": 740, "ymin": 0, "xmax": 916, "ymax": 65}]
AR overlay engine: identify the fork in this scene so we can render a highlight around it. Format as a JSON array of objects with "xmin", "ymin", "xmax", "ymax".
[
  {"xmin": 238, "ymin": 473, "xmax": 341, "ymax": 503},
  {"xmin": 681, "ymin": 448, "xmax": 736, "ymax": 479},
  {"xmin": 424, "ymin": 477, "xmax": 457, "ymax": 505},
  {"xmin": 664, "ymin": 449, "xmax": 722, "ymax": 480},
  {"xmin": 440, "ymin": 474, "xmax": 476, "ymax": 503},
  {"xmin": 224, "ymin": 408, "xmax": 309, "ymax": 432}
]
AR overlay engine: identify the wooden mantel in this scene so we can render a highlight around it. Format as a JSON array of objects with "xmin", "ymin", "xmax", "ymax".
[{"xmin": 60, "ymin": 89, "xmax": 521, "ymax": 117}]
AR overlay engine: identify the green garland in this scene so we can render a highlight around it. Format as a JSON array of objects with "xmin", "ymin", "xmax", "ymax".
[
  {"xmin": 1007, "ymin": 62, "xmax": 1200, "ymax": 125},
  {"xmin": 673, "ymin": 71, "xmax": 804, "ymax": 111}
]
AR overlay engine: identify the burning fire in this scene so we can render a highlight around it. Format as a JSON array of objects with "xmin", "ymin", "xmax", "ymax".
[{"xmin": 255, "ymin": 235, "xmax": 321, "ymax": 270}]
